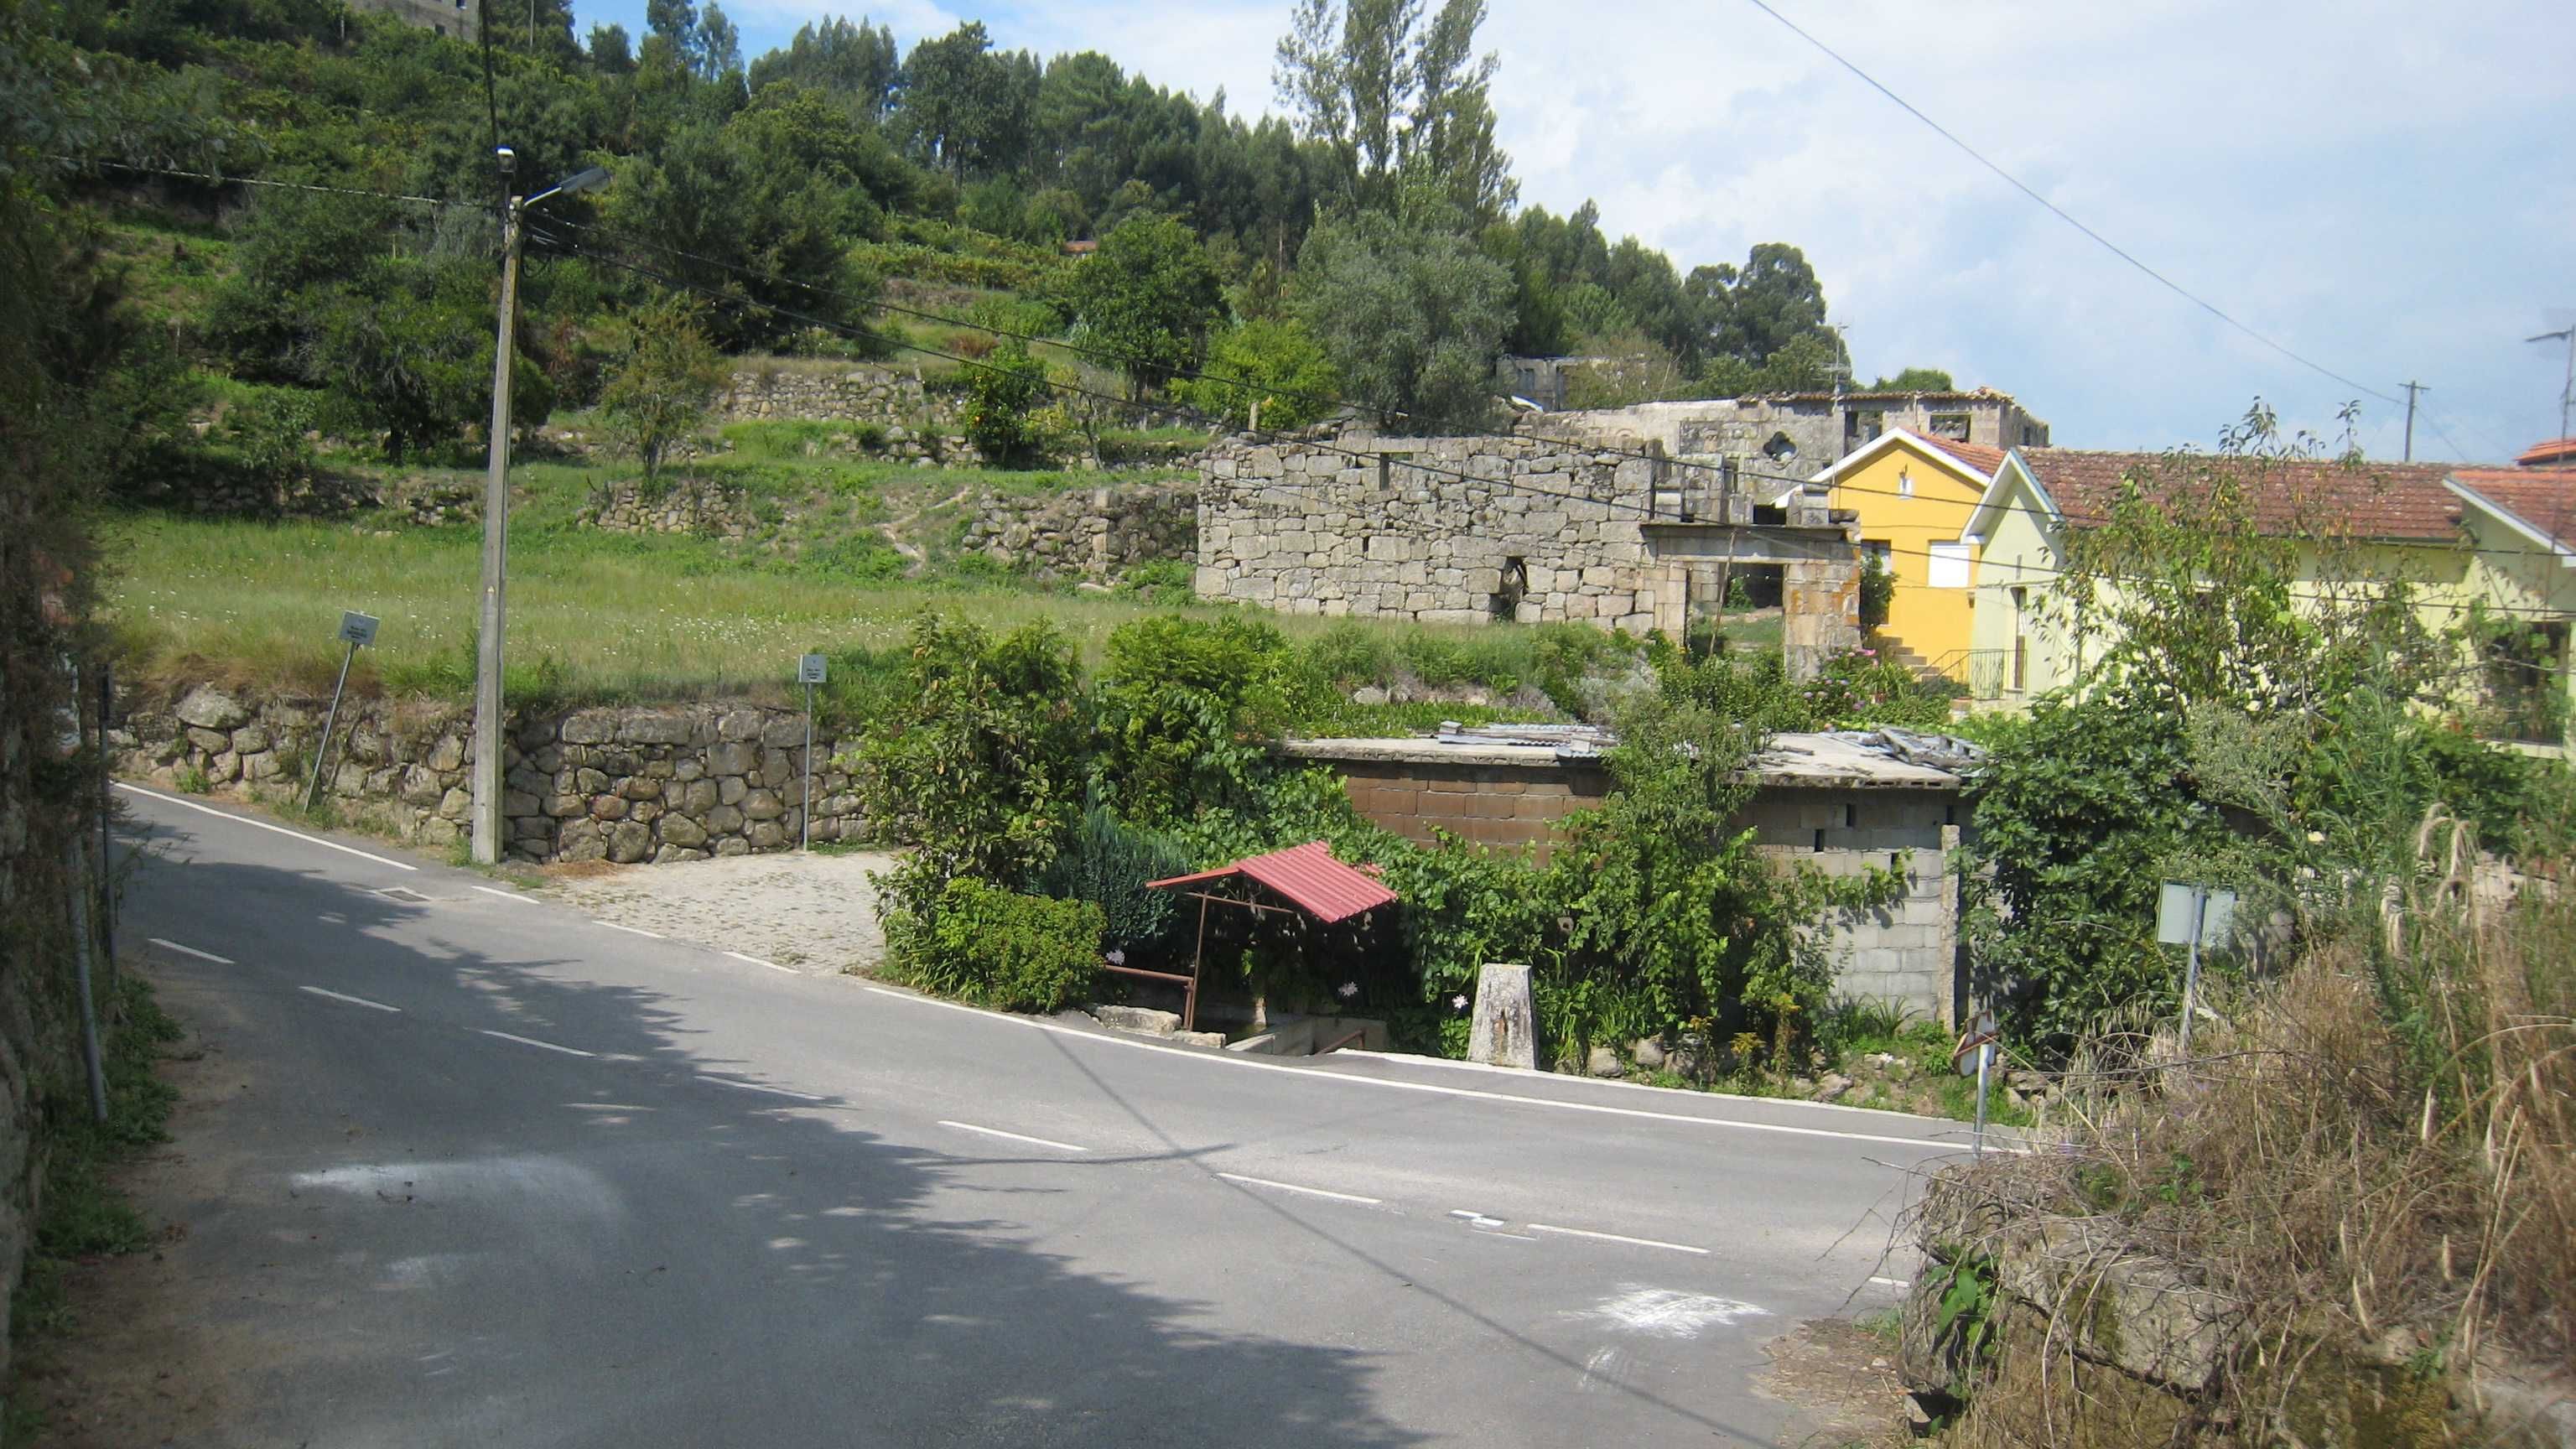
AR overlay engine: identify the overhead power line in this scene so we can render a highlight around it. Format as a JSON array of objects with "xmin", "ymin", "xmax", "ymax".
[{"xmin": 1732, "ymin": 0, "xmax": 2407, "ymax": 410}]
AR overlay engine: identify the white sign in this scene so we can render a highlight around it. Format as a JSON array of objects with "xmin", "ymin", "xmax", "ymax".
[
  {"xmin": 1951, "ymin": 1011, "xmax": 1998, "ymax": 1078},
  {"xmin": 797, "ymin": 653, "xmax": 828, "ymax": 685},
  {"xmin": 2156, "ymin": 882, "xmax": 2237, "ymax": 948},
  {"xmin": 337, "ymin": 611, "xmax": 380, "ymax": 648}
]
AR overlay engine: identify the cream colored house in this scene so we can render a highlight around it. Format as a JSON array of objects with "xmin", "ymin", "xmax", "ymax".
[{"xmin": 1957, "ymin": 444, "xmax": 2576, "ymax": 741}]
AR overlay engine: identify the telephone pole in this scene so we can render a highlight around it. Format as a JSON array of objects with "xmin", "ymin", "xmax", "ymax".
[
  {"xmin": 470, "ymin": 151, "xmax": 610, "ymax": 865},
  {"xmin": 2532, "ymin": 327, "xmax": 2575, "ymax": 445},
  {"xmin": 2401, "ymin": 380, "xmax": 2427, "ymax": 461}
]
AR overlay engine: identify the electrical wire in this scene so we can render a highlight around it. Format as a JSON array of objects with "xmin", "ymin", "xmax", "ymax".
[
  {"xmin": 80, "ymin": 158, "xmax": 475, "ymax": 210},
  {"xmin": 1732, "ymin": 0, "xmax": 2407, "ymax": 410}
]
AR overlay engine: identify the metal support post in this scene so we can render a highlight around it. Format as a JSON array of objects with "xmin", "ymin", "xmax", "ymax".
[
  {"xmin": 801, "ymin": 679, "xmax": 815, "ymax": 853},
  {"xmin": 1972, "ymin": 1041, "xmax": 1991, "ymax": 1160},
  {"xmin": 471, "ymin": 183, "xmax": 526, "ymax": 866},
  {"xmin": 307, "ymin": 639, "xmax": 360, "ymax": 811},
  {"xmin": 96, "ymin": 664, "xmax": 117, "ymax": 971},
  {"xmin": 2176, "ymin": 888, "xmax": 2210, "ymax": 1062},
  {"xmin": 64, "ymin": 840, "xmax": 107, "ymax": 1124}
]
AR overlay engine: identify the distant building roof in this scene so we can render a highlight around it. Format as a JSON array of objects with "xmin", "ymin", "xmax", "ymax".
[
  {"xmin": 1281, "ymin": 726, "xmax": 1972, "ymax": 791},
  {"xmin": 1994, "ymin": 450, "xmax": 2463, "ymax": 542},
  {"xmin": 2516, "ymin": 438, "xmax": 2576, "ymax": 469},
  {"xmin": 1061, "ymin": 239, "xmax": 1098, "ymax": 256},
  {"xmin": 2447, "ymin": 469, "xmax": 2576, "ymax": 558},
  {"xmin": 1146, "ymin": 841, "xmax": 1397, "ymax": 923}
]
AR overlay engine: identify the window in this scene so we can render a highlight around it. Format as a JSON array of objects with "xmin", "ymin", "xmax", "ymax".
[
  {"xmin": 2009, "ymin": 586, "xmax": 2029, "ymax": 691},
  {"xmin": 1846, "ymin": 411, "xmax": 1885, "ymax": 445},
  {"xmin": 1862, "ymin": 540, "xmax": 1893, "ymax": 569},
  {"xmin": 1929, "ymin": 412, "xmax": 1971, "ymax": 441},
  {"xmin": 1489, "ymin": 557, "xmax": 1529, "ymax": 621},
  {"xmin": 1926, "ymin": 541, "xmax": 1971, "ymax": 589},
  {"xmin": 1896, "ymin": 469, "xmax": 1914, "ymax": 499},
  {"xmin": 1761, "ymin": 431, "xmax": 1799, "ymax": 463}
]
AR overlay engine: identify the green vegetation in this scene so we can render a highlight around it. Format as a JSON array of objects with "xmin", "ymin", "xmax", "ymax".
[{"xmin": 885, "ymin": 877, "xmax": 1107, "ymax": 1014}]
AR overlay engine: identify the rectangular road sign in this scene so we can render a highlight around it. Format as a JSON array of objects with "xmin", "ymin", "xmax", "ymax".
[
  {"xmin": 798, "ymin": 653, "xmax": 828, "ymax": 685},
  {"xmin": 2157, "ymin": 882, "xmax": 2237, "ymax": 948},
  {"xmin": 337, "ymin": 611, "xmax": 380, "ymax": 648}
]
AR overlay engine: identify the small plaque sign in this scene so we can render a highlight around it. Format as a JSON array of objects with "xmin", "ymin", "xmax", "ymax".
[
  {"xmin": 337, "ymin": 611, "xmax": 381, "ymax": 648},
  {"xmin": 797, "ymin": 653, "xmax": 828, "ymax": 685}
]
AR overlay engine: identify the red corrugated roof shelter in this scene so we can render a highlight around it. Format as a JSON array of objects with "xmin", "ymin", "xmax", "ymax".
[
  {"xmin": 1145, "ymin": 841, "xmax": 1397, "ymax": 923},
  {"xmin": 1124, "ymin": 843, "xmax": 1399, "ymax": 1033}
]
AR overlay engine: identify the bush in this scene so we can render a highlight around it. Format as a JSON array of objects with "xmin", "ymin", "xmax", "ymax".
[
  {"xmin": 1301, "ymin": 622, "xmax": 1394, "ymax": 690},
  {"xmin": 1801, "ymin": 648, "xmax": 1954, "ymax": 730},
  {"xmin": 890, "ymin": 876, "xmax": 1105, "ymax": 1013},
  {"xmin": 1093, "ymin": 614, "xmax": 1301, "ymax": 823},
  {"xmin": 1858, "ymin": 553, "xmax": 1894, "ymax": 633},
  {"xmin": 1035, "ymin": 799, "xmax": 1193, "ymax": 965},
  {"xmin": 960, "ymin": 338, "xmax": 1053, "ymax": 466},
  {"xmin": 1174, "ymin": 316, "xmax": 1343, "ymax": 429}
]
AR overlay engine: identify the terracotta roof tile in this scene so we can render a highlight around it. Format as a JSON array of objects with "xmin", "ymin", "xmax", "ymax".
[
  {"xmin": 2514, "ymin": 438, "xmax": 2576, "ymax": 468},
  {"xmin": 2017, "ymin": 450, "xmax": 2462, "ymax": 540},
  {"xmin": 1146, "ymin": 840, "xmax": 1398, "ymax": 924},
  {"xmin": 1917, "ymin": 436, "xmax": 2006, "ymax": 476},
  {"xmin": 2449, "ymin": 469, "xmax": 2576, "ymax": 548}
]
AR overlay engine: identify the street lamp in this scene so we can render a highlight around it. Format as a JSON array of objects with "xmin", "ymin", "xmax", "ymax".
[{"xmin": 472, "ymin": 150, "xmax": 610, "ymax": 866}]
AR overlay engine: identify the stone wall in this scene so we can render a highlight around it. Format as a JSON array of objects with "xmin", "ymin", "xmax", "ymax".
[
  {"xmin": 718, "ymin": 365, "xmax": 963, "ymax": 432},
  {"xmin": 961, "ymin": 481, "xmax": 1197, "ymax": 582},
  {"xmin": 1197, "ymin": 434, "xmax": 1666, "ymax": 631},
  {"xmin": 113, "ymin": 686, "xmax": 872, "ymax": 864},
  {"xmin": 579, "ymin": 476, "xmax": 755, "ymax": 538}
]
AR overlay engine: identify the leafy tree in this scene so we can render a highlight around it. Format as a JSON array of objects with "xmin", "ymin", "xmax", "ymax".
[
  {"xmin": 588, "ymin": 23, "xmax": 634, "ymax": 73},
  {"xmin": 1275, "ymin": 0, "xmax": 1514, "ymax": 221},
  {"xmin": 1292, "ymin": 207, "xmax": 1511, "ymax": 432},
  {"xmin": 1093, "ymin": 614, "xmax": 1304, "ymax": 823},
  {"xmin": 959, "ymin": 338, "xmax": 1052, "ymax": 465},
  {"xmin": 749, "ymin": 16, "xmax": 900, "ymax": 119},
  {"xmin": 850, "ymin": 613, "xmax": 1091, "ymax": 956},
  {"xmin": 1867, "ymin": 366, "xmax": 1955, "ymax": 392},
  {"xmin": 897, "ymin": 22, "xmax": 1036, "ymax": 179},
  {"xmin": 1701, "ymin": 242, "xmax": 1843, "ymax": 371},
  {"xmin": 309, "ymin": 254, "xmax": 554, "ymax": 462},
  {"xmin": 1063, "ymin": 213, "xmax": 1224, "ymax": 397},
  {"xmin": 693, "ymin": 2, "xmax": 742, "ymax": 86},
  {"xmin": 598, "ymin": 293, "xmax": 723, "ymax": 481},
  {"xmin": 1175, "ymin": 316, "xmax": 1343, "ymax": 428}
]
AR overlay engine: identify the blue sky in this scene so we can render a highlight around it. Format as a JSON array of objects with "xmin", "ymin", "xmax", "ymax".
[{"xmin": 574, "ymin": 0, "xmax": 2576, "ymax": 462}]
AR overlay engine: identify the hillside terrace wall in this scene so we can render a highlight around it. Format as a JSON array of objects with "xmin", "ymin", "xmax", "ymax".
[
  {"xmin": 1284, "ymin": 735, "xmax": 1964, "ymax": 1023},
  {"xmin": 114, "ymin": 686, "xmax": 870, "ymax": 865},
  {"xmin": 962, "ymin": 481, "xmax": 1197, "ymax": 582}
]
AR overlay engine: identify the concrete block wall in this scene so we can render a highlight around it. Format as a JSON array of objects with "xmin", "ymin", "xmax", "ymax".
[{"xmin": 1325, "ymin": 761, "xmax": 1961, "ymax": 1022}]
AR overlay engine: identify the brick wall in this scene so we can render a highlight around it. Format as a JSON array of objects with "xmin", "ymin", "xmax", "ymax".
[{"xmin": 1322, "ymin": 757, "xmax": 1961, "ymax": 1023}]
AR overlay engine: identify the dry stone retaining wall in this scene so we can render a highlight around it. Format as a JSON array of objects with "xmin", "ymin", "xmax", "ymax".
[
  {"xmin": 962, "ymin": 481, "xmax": 1197, "ymax": 582},
  {"xmin": 114, "ymin": 685, "xmax": 871, "ymax": 864}
]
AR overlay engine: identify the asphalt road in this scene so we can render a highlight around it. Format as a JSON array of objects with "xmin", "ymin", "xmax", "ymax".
[{"xmin": 110, "ymin": 782, "xmax": 1973, "ymax": 1447}]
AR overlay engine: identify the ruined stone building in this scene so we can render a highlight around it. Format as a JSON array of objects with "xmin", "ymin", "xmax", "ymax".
[
  {"xmin": 1195, "ymin": 428, "xmax": 1866, "ymax": 675},
  {"xmin": 348, "ymin": 0, "xmax": 479, "ymax": 39},
  {"xmin": 1529, "ymin": 387, "xmax": 2049, "ymax": 473}
]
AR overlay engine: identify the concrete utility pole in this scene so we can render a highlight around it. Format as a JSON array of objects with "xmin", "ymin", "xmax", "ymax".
[
  {"xmin": 2532, "ymin": 327, "xmax": 2575, "ymax": 446},
  {"xmin": 471, "ymin": 153, "xmax": 610, "ymax": 865},
  {"xmin": 471, "ymin": 153, "xmax": 524, "ymax": 866},
  {"xmin": 2402, "ymin": 380, "xmax": 2426, "ymax": 461}
]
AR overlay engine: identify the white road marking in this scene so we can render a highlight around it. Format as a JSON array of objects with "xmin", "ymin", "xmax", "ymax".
[
  {"xmin": 1215, "ymin": 1172, "xmax": 1383, "ymax": 1206},
  {"xmin": 699, "ymin": 1075, "xmax": 823, "ymax": 1102},
  {"xmin": 864, "ymin": 985, "xmax": 1996, "ymax": 1153},
  {"xmin": 148, "ymin": 937, "xmax": 233, "ymax": 964},
  {"xmin": 1449, "ymin": 1209, "xmax": 1507, "ymax": 1228},
  {"xmin": 299, "ymin": 985, "xmax": 401, "ymax": 1013},
  {"xmin": 480, "ymin": 1030, "xmax": 595, "ymax": 1058},
  {"xmin": 596, "ymin": 921, "xmax": 664, "ymax": 939},
  {"xmin": 1527, "ymin": 1223, "xmax": 1711, "ymax": 1255},
  {"xmin": 724, "ymin": 950, "xmax": 797, "ymax": 974},
  {"xmin": 1581, "ymin": 1286, "xmax": 1770, "ymax": 1338},
  {"xmin": 471, "ymin": 886, "xmax": 539, "ymax": 906},
  {"xmin": 937, "ymin": 1119, "xmax": 1090, "ymax": 1153},
  {"xmin": 1869, "ymin": 1275, "xmax": 1912, "ymax": 1289},
  {"xmin": 114, "ymin": 782, "xmax": 418, "ymax": 870}
]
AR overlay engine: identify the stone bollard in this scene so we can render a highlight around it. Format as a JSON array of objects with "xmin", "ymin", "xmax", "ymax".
[{"xmin": 1467, "ymin": 962, "xmax": 1536, "ymax": 1070}]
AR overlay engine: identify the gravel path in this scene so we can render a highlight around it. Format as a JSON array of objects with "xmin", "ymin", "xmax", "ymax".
[{"xmin": 541, "ymin": 849, "xmax": 900, "ymax": 975}]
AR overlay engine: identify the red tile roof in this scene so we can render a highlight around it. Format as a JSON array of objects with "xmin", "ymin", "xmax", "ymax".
[
  {"xmin": 1917, "ymin": 435, "xmax": 2006, "ymax": 477},
  {"xmin": 1146, "ymin": 841, "xmax": 1398, "ymax": 924},
  {"xmin": 2514, "ymin": 438, "xmax": 2576, "ymax": 468},
  {"xmin": 2449, "ymin": 469, "xmax": 2576, "ymax": 549},
  {"xmin": 2015, "ymin": 450, "xmax": 2463, "ymax": 540}
]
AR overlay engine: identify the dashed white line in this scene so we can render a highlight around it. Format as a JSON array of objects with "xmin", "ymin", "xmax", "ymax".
[
  {"xmin": 699, "ymin": 1075, "xmax": 823, "ymax": 1102},
  {"xmin": 471, "ymin": 886, "xmax": 539, "ymax": 906},
  {"xmin": 1869, "ymin": 1275, "xmax": 1912, "ymax": 1289},
  {"xmin": 596, "ymin": 921, "xmax": 665, "ymax": 939},
  {"xmin": 1449, "ymin": 1209, "xmax": 1507, "ymax": 1228},
  {"xmin": 937, "ymin": 1120, "xmax": 1090, "ymax": 1153},
  {"xmin": 1215, "ymin": 1172, "xmax": 1384, "ymax": 1206},
  {"xmin": 1526, "ymin": 1223, "xmax": 1711, "ymax": 1256},
  {"xmin": 480, "ymin": 1030, "xmax": 595, "ymax": 1058},
  {"xmin": 148, "ymin": 937, "xmax": 233, "ymax": 965},
  {"xmin": 724, "ymin": 950, "xmax": 797, "ymax": 974},
  {"xmin": 863, "ymin": 984, "xmax": 1989, "ymax": 1152},
  {"xmin": 299, "ymin": 985, "xmax": 401, "ymax": 1013},
  {"xmin": 115, "ymin": 782, "xmax": 418, "ymax": 870}
]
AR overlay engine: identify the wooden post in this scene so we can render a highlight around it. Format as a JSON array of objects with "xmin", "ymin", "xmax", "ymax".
[{"xmin": 1186, "ymin": 893, "xmax": 1209, "ymax": 1032}]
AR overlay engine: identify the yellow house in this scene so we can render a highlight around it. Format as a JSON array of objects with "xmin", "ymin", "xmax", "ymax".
[
  {"xmin": 1791, "ymin": 428, "xmax": 2002, "ymax": 678},
  {"xmin": 1959, "ymin": 443, "xmax": 2576, "ymax": 744}
]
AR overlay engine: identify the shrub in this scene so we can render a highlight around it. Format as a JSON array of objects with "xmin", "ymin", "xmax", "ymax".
[
  {"xmin": 1301, "ymin": 622, "xmax": 1394, "ymax": 690},
  {"xmin": 1857, "ymin": 553, "xmax": 1894, "ymax": 633},
  {"xmin": 960, "ymin": 338, "xmax": 1052, "ymax": 466},
  {"xmin": 1035, "ymin": 800, "xmax": 1193, "ymax": 965},
  {"xmin": 1801, "ymin": 648, "xmax": 1953, "ymax": 730},
  {"xmin": 1174, "ymin": 316, "xmax": 1343, "ymax": 429},
  {"xmin": 1093, "ymin": 614, "xmax": 1301, "ymax": 823},
  {"xmin": 890, "ymin": 876, "xmax": 1105, "ymax": 1013}
]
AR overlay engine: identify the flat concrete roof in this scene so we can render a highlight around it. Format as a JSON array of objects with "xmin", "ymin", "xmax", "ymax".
[{"xmin": 1280, "ymin": 729, "xmax": 1965, "ymax": 791}]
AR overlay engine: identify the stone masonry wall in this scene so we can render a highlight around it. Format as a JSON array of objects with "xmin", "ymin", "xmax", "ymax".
[
  {"xmin": 961, "ymin": 481, "xmax": 1197, "ymax": 582},
  {"xmin": 1197, "ymin": 434, "xmax": 1666, "ymax": 631},
  {"xmin": 717, "ymin": 365, "xmax": 964, "ymax": 432},
  {"xmin": 1311, "ymin": 755, "xmax": 1961, "ymax": 1022},
  {"xmin": 114, "ymin": 685, "xmax": 871, "ymax": 865}
]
